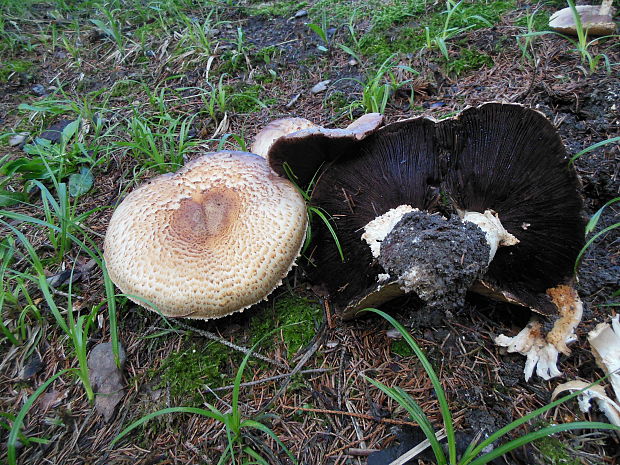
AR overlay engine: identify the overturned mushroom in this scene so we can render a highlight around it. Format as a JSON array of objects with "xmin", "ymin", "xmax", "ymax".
[
  {"xmin": 549, "ymin": 0, "xmax": 616, "ymax": 36},
  {"xmin": 259, "ymin": 103, "xmax": 585, "ymax": 379},
  {"xmin": 104, "ymin": 151, "xmax": 307, "ymax": 319}
]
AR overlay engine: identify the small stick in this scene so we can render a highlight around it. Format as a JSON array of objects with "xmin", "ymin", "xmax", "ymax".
[
  {"xmin": 210, "ymin": 368, "xmax": 332, "ymax": 392},
  {"xmin": 176, "ymin": 321, "xmax": 288, "ymax": 369},
  {"xmin": 348, "ymin": 448, "xmax": 380, "ymax": 456},
  {"xmin": 389, "ymin": 431, "xmax": 447, "ymax": 465},
  {"xmin": 280, "ymin": 405, "xmax": 421, "ymax": 428}
]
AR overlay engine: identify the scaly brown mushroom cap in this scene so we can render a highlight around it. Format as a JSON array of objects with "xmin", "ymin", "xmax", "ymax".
[{"xmin": 104, "ymin": 151, "xmax": 307, "ymax": 319}]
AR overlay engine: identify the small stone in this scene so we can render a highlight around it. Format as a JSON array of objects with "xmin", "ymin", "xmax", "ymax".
[
  {"xmin": 9, "ymin": 132, "xmax": 29, "ymax": 146},
  {"xmin": 348, "ymin": 58, "xmax": 358, "ymax": 66},
  {"xmin": 39, "ymin": 119, "xmax": 75, "ymax": 143},
  {"xmin": 20, "ymin": 353, "xmax": 44, "ymax": 379},
  {"xmin": 311, "ymin": 80, "xmax": 331, "ymax": 94},
  {"xmin": 294, "ymin": 9, "xmax": 307, "ymax": 18},
  {"xmin": 31, "ymin": 84, "xmax": 47, "ymax": 96}
]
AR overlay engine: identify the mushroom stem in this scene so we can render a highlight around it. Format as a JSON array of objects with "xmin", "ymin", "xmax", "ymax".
[
  {"xmin": 495, "ymin": 284, "xmax": 583, "ymax": 380},
  {"xmin": 600, "ymin": 0, "xmax": 613, "ymax": 16},
  {"xmin": 461, "ymin": 210, "xmax": 519, "ymax": 263}
]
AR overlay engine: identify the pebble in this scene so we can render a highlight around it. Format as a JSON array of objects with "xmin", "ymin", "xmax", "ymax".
[
  {"xmin": 311, "ymin": 80, "xmax": 331, "ymax": 94},
  {"xmin": 31, "ymin": 84, "xmax": 47, "ymax": 96},
  {"xmin": 294, "ymin": 9, "xmax": 307, "ymax": 18},
  {"xmin": 348, "ymin": 58, "xmax": 358, "ymax": 66},
  {"xmin": 9, "ymin": 132, "xmax": 29, "ymax": 146}
]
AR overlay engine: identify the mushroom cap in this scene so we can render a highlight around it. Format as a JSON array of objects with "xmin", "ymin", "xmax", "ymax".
[
  {"xmin": 269, "ymin": 103, "xmax": 584, "ymax": 316},
  {"xmin": 251, "ymin": 117, "xmax": 316, "ymax": 158},
  {"xmin": 549, "ymin": 5, "xmax": 616, "ymax": 36},
  {"xmin": 267, "ymin": 113, "xmax": 384, "ymax": 186},
  {"xmin": 104, "ymin": 151, "xmax": 307, "ymax": 319}
]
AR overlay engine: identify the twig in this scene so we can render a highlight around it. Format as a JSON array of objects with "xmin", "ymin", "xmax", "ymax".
[
  {"xmin": 175, "ymin": 321, "xmax": 288, "ymax": 369},
  {"xmin": 389, "ymin": 430, "xmax": 447, "ymax": 465},
  {"xmin": 259, "ymin": 319, "xmax": 327, "ymax": 413},
  {"xmin": 279, "ymin": 405, "xmax": 421, "ymax": 428},
  {"xmin": 210, "ymin": 368, "xmax": 332, "ymax": 392}
]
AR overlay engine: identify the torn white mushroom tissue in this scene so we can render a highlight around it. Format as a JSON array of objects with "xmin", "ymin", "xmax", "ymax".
[
  {"xmin": 462, "ymin": 210, "xmax": 519, "ymax": 263},
  {"xmin": 362, "ymin": 205, "xmax": 416, "ymax": 258},
  {"xmin": 588, "ymin": 315, "xmax": 620, "ymax": 400},
  {"xmin": 495, "ymin": 319, "xmax": 562, "ymax": 381},
  {"xmin": 496, "ymin": 285, "xmax": 583, "ymax": 381},
  {"xmin": 553, "ymin": 381, "xmax": 620, "ymax": 428}
]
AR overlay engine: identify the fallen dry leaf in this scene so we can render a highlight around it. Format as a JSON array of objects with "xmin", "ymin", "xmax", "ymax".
[{"xmin": 88, "ymin": 342, "xmax": 126, "ymax": 422}]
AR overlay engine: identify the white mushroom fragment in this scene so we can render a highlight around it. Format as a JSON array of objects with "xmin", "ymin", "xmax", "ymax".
[
  {"xmin": 588, "ymin": 315, "xmax": 620, "ymax": 399},
  {"xmin": 104, "ymin": 151, "xmax": 307, "ymax": 319},
  {"xmin": 251, "ymin": 117, "xmax": 316, "ymax": 159},
  {"xmin": 549, "ymin": 0, "xmax": 616, "ymax": 36},
  {"xmin": 552, "ymin": 381, "xmax": 620, "ymax": 428},
  {"xmin": 495, "ymin": 285, "xmax": 583, "ymax": 380}
]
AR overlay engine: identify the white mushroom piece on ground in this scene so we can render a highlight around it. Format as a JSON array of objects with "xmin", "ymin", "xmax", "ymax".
[
  {"xmin": 552, "ymin": 316, "xmax": 620, "ymax": 433},
  {"xmin": 256, "ymin": 103, "xmax": 586, "ymax": 381},
  {"xmin": 549, "ymin": 0, "xmax": 617, "ymax": 36},
  {"xmin": 104, "ymin": 151, "xmax": 307, "ymax": 319}
]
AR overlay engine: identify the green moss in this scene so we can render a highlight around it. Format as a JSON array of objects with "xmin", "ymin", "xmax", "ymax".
[
  {"xmin": 245, "ymin": 0, "xmax": 306, "ymax": 17},
  {"xmin": 109, "ymin": 79, "xmax": 142, "ymax": 98},
  {"xmin": 228, "ymin": 84, "xmax": 274, "ymax": 113},
  {"xmin": 534, "ymin": 436, "xmax": 581, "ymax": 465},
  {"xmin": 158, "ymin": 341, "xmax": 239, "ymax": 403},
  {"xmin": 0, "ymin": 59, "xmax": 33, "ymax": 82},
  {"xmin": 250, "ymin": 293, "xmax": 321, "ymax": 359},
  {"xmin": 390, "ymin": 340, "xmax": 415, "ymax": 357},
  {"xmin": 446, "ymin": 48, "xmax": 493, "ymax": 75},
  {"xmin": 355, "ymin": 0, "xmax": 515, "ymax": 63}
]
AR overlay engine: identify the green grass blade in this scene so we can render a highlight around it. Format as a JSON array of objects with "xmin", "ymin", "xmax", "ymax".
[
  {"xmin": 309, "ymin": 206, "xmax": 344, "ymax": 262},
  {"xmin": 364, "ymin": 309, "xmax": 456, "ymax": 463},
  {"xmin": 569, "ymin": 137, "xmax": 620, "ymax": 165},
  {"xmin": 467, "ymin": 422, "xmax": 620, "ymax": 465},
  {"xmin": 585, "ymin": 196, "xmax": 619, "ymax": 235},
  {"xmin": 366, "ymin": 377, "xmax": 447, "ymax": 464},
  {"xmin": 8, "ymin": 369, "xmax": 72, "ymax": 465},
  {"xmin": 574, "ymin": 223, "xmax": 620, "ymax": 273},
  {"xmin": 459, "ymin": 380, "xmax": 605, "ymax": 465},
  {"xmin": 112, "ymin": 407, "xmax": 225, "ymax": 446},
  {"xmin": 241, "ymin": 419, "xmax": 298, "ymax": 464}
]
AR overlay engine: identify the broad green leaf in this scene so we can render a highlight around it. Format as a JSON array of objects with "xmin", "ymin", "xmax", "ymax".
[{"xmin": 69, "ymin": 167, "xmax": 94, "ymax": 197}]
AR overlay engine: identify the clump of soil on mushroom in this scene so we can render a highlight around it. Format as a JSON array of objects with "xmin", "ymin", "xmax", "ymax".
[{"xmin": 380, "ymin": 210, "xmax": 490, "ymax": 310}]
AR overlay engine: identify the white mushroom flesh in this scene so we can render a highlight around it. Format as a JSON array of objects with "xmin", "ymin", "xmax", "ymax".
[
  {"xmin": 462, "ymin": 210, "xmax": 519, "ymax": 263},
  {"xmin": 495, "ymin": 285, "xmax": 583, "ymax": 380},
  {"xmin": 361, "ymin": 205, "xmax": 416, "ymax": 258},
  {"xmin": 588, "ymin": 315, "xmax": 620, "ymax": 400},
  {"xmin": 553, "ymin": 381, "xmax": 620, "ymax": 428}
]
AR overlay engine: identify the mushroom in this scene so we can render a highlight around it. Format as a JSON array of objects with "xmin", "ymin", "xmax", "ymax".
[
  {"xmin": 549, "ymin": 0, "xmax": 616, "ymax": 36},
  {"xmin": 257, "ymin": 103, "xmax": 585, "ymax": 379},
  {"xmin": 104, "ymin": 151, "xmax": 307, "ymax": 319},
  {"xmin": 250, "ymin": 117, "xmax": 316, "ymax": 158}
]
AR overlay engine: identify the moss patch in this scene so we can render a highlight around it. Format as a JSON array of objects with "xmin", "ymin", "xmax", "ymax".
[
  {"xmin": 447, "ymin": 48, "xmax": 494, "ymax": 75},
  {"xmin": 250, "ymin": 293, "xmax": 322, "ymax": 359},
  {"xmin": 158, "ymin": 341, "xmax": 239, "ymax": 404},
  {"xmin": 534, "ymin": 435, "xmax": 581, "ymax": 465}
]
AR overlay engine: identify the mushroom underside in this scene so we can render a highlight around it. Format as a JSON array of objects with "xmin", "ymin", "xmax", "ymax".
[{"xmin": 266, "ymin": 103, "xmax": 585, "ymax": 379}]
